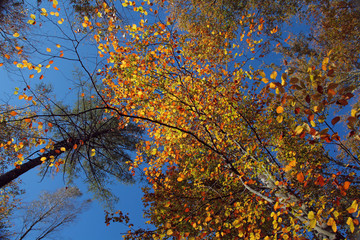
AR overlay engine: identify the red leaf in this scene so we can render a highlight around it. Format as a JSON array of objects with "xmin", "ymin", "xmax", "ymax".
[
  {"xmin": 316, "ymin": 175, "xmax": 325, "ymax": 187},
  {"xmin": 331, "ymin": 116, "xmax": 340, "ymax": 125}
]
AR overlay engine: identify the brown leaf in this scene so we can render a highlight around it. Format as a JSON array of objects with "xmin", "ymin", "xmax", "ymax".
[{"xmin": 331, "ymin": 116, "xmax": 340, "ymax": 125}]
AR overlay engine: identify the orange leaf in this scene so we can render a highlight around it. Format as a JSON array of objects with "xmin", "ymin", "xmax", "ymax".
[
  {"xmin": 73, "ymin": 144, "xmax": 78, "ymax": 149},
  {"xmin": 39, "ymin": 75, "xmax": 44, "ymax": 80},
  {"xmin": 276, "ymin": 106, "xmax": 284, "ymax": 114},
  {"xmin": 10, "ymin": 111, "xmax": 18, "ymax": 116},
  {"xmin": 297, "ymin": 172, "xmax": 304, "ymax": 183},
  {"xmin": 344, "ymin": 181, "xmax": 351, "ymax": 190},
  {"xmin": 29, "ymin": 74, "xmax": 34, "ymax": 78},
  {"xmin": 54, "ymin": 66, "xmax": 59, "ymax": 70}
]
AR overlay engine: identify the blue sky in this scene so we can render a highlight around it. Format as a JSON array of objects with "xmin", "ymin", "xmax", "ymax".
[
  {"xmin": 0, "ymin": 1, "xmax": 153, "ymax": 238},
  {"xmin": 0, "ymin": 47, "xmax": 148, "ymax": 240}
]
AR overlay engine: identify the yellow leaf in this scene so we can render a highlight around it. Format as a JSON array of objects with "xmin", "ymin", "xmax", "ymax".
[
  {"xmin": 347, "ymin": 200, "xmax": 358, "ymax": 214},
  {"xmin": 308, "ymin": 211, "xmax": 315, "ymax": 220},
  {"xmin": 40, "ymin": 157, "xmax": 47, "ymax": 161},
  {"xmin": 262, "ymin": 78, "xmax": 269, "ymax": 84},
  {"xmin": 351, "ymin": 109, "xmax": 357, "ymax": 117},
  {"xmin": 46, "ymin": 48, "xmax": 51, "ymax": 52},
  {"xmin": 259, "ymin": 71, "xmax": 266, "ymax": 78},
  {"xmin": 232, "ymin": 219, "xmax": 241, "ymax": 228},
  {"xmin": 310, "ymin": 218, "xmax": 316, "ymax": 229},
  {"xmin": 322, "ymin": 57, "xmax": 329, "ymax": 65},
  {"xmin": 270, "ymin": 71, "xmax": 277, "ymax": 80},
  {"xmin": 91, "ymin": 149, "xmax": 96, "ymax": 157},
  {"xmin": 327, "ymin": 217, "xmax": 334, "ymax": 226},
  {"xmin": 30, "ymin": 14, "xmax": 36, "ymax": 19},
  {"xmin": 177, "ymin": 177, "xmax": 183, "ymax": 182},
  {"xmin": 332, "ymin": 222, "xmax": 337, "ymax": 232},
  {"xmin": 281, "ymin": 73, "xmax": 287, "ymax": 86},
  {"xmin": 166, "ymin": 229, "xmax": 173, "ymax": 235},
  {"xmin": 269, "ymin": 82, "xmax": 276, "ymax": 89},
  {"xmin": 151, "ymin": 148, "xmax": 157, "ymax": 155},
  {"xmin": 56, "ymin": 44, "xmax": 61, "ymax": 48},
  {"xmin": 13, "ymin": 32, "xmax": 20, "ymax": 37},
  {"xmin": 60, "ymin": 147, "xmax": 66, "ymax": 152},
  {"xmin": 294, "ymin": 125, "xmax": 303, "ymax": 135},
  {"xmin": 276, "ymin": 115, "xmax": 283, "ymax": 123}
]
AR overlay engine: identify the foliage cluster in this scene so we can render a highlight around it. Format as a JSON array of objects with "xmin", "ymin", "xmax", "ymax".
[{"xmin": 0, "ymin": 0, "xmax": 359, "ymax": 239}]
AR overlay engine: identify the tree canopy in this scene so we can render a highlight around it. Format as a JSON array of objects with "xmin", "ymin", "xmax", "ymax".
[{"xmin": 0, "ymin": 0, "xmax": 359, "ymax": 239}]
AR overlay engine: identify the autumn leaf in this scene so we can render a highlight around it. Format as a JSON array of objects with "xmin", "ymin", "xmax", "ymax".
[
  {"xmin": 270, "ymin": 71, "xmax": 277, "ymax": 80},
  {"xmin": 331, "ymin": 116, "xmax": 340, "ymax": 125},
  {"xmin": 297, "ymin": 172, "xmax": 304, "ymax": 183},
  {"xmin": 343, "ymin": 181, "xmax": 351, "ymax": 190},
  {"xmin": 284, "ymin": 160, "xmax": 296, "ymax": 172},
  {"xmin": 347, "ymin": 200, "xmax": 358, "ymax": 214},
  {"xmin": 91, "ymin": 149, "xmax": 96, "ymax": 157}
]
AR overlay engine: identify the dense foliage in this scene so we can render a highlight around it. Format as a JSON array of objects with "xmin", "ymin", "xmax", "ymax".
[{"xmin": 0, "ymin": 0, "xmax": 359, "ymax": 239}]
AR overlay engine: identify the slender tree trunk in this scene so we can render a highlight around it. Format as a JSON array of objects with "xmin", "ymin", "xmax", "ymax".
[
  {"xmin": 0, "ymin": 139, "xmax": 70, "ymax": 188},
  {"xmin": 0, "ymin": 128, "xmax": 112, "ymax": 188}
]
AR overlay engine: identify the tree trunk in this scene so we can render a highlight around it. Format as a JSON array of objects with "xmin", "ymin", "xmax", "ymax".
[{"xmin": 0, "ymin": 139, "xmax": 70, "ymax": 188}]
